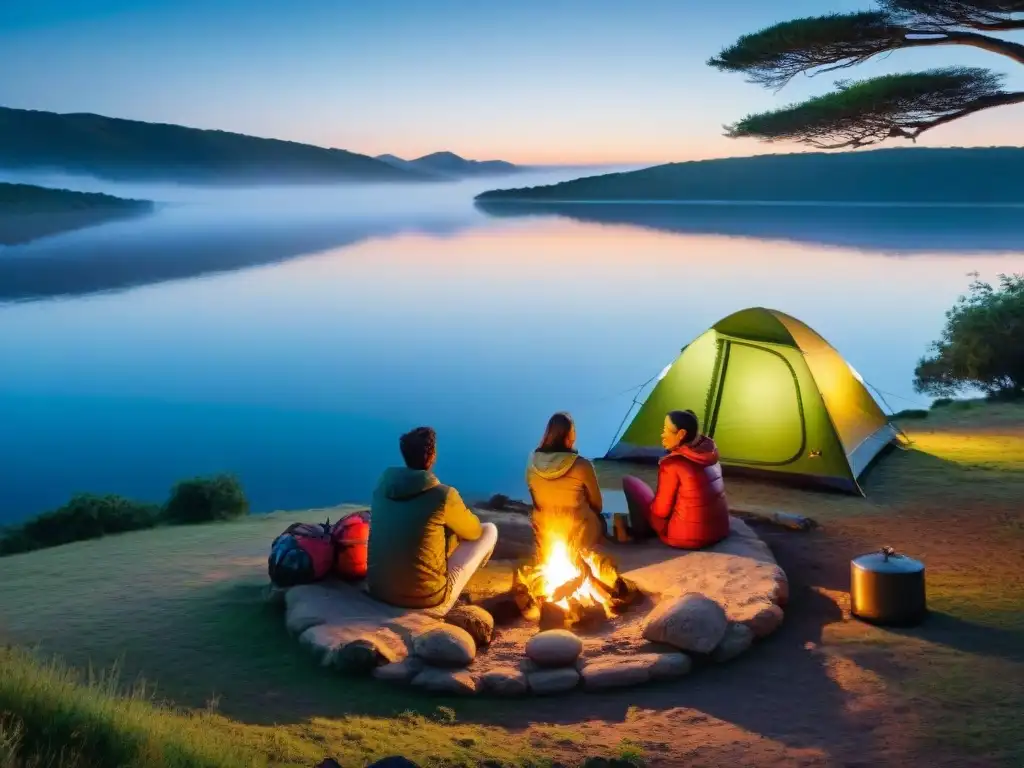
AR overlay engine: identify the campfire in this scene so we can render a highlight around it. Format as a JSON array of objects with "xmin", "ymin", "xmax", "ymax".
[{"xmin": 512, "ymin": 511, "xmax": 641, "ymax": 631}]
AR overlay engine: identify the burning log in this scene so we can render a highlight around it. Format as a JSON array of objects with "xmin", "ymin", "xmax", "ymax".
[
  {"xmin": 539, "ymin": 601, "xmax": 568, "ymax": 630},
  {"xmin": 512, "ymin": 508, "xmax": 642, "ymax": 630}
]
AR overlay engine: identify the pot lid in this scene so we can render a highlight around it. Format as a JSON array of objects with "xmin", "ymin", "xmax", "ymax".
[{"xmin": 852, "ymin": 546, "xmax": 924, "ymax": 574}]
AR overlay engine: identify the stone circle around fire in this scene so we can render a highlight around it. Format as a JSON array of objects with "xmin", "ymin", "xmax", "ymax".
[{"xmin": 275, "ymin": 508, "xmax": 789, "ymax": 696}]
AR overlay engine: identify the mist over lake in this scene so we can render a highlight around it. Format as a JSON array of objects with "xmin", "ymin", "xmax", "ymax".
[{"xmin": 2, "ymin": 169, "xmax": 1022, "ymax": 524}]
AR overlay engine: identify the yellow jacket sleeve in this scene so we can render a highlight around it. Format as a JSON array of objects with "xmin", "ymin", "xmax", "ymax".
[{"xmin": 443, "ymin": 488, "xmax": 483, "ymax": 541}]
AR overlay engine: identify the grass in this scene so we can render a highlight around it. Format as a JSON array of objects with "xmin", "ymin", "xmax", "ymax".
[{"xmin": 0, "ymin": 401, "xmax": 1022, "ymax": 766}]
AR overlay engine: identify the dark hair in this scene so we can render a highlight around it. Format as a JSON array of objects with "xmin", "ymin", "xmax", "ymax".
[
  {"xmin": 400, "ymin": 426, "xmax": 437, "ymax": 470},
  {"xmin": 667, "ymin": 409, "xmax": 699, "ymax": 445},
  {"xmin": 537, "ymin": 412, "xmax": 576, "ymax": 453}
]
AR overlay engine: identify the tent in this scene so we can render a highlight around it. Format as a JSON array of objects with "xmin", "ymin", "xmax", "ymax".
[{"xmin": 604, "ymin": 307, "xmax": 898, "ymax": 494}]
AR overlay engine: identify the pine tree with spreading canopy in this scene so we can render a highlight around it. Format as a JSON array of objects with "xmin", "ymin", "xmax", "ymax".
[{"xmin": 708, "ymin": 0, "xmax": 1024, "ymax": 148}]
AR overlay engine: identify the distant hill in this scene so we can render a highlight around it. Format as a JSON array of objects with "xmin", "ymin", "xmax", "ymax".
[
  {"xmin": 475, "ymin": 147, "xmax": 1024, "ymax": 204},
  {"xmin": 0, "ymin": 106, "xmax": 432, "ymax": 184},
  {"xmin": 0, "ymin": 182, "xmax": 153, "ymax": 245},
  {"xmin": 377, "ymin": 151, "xmax": 520, "ymax": 177}
]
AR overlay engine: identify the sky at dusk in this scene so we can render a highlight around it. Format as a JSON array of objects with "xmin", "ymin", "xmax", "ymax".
[{"xmin": 1, "ymin": 0, "xmax": 1022, "ymax": 164}]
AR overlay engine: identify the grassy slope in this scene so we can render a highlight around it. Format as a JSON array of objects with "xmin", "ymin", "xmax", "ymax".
[
  {"xmin": 475, "ymin": 146, "xmax": 1024, "ymax": 204},
  {"xmin": 0, "ymin": 401, "xmax": 1021, "ymax": 766},
  {"xmin": 0, "ymin": 106, "xmax": 430, "ymax": 184},
  {"xmin": 0, "ymin": 182, "xmax": 154, "ymax": 246}
]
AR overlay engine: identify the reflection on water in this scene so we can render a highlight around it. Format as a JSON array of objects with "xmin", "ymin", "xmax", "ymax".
[
  {"xmin": 1, "ymin": 196, "xmax": 1022, "ymax": 523},
  {"xmin": 474, "ymin": 200, "xmax": 1024, "ymax": 254}
]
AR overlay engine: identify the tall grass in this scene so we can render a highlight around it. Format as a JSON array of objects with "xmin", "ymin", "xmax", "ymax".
[{"xmin": 0, "ymin": 647, "xmax": 262, "ymax": 768}]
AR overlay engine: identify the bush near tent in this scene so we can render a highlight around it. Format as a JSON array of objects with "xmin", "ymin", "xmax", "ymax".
[{"xmin": 605, "ymin": 307, "xmax": 897, "ymax": 495}]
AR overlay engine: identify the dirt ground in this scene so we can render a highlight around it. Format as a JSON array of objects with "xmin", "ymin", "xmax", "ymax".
[{"xmin": 466, "ymin": 509, "xmax": 1019, "ymax": 768}]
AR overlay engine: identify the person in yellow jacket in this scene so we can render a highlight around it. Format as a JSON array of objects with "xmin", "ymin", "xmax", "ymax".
[{"xmin": 526, "ymin": 412, "xmax": 605, "ymax": 549}]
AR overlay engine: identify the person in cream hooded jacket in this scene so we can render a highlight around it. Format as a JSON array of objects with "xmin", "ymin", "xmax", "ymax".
[{"xmin": 526, "ymin": 412, "xmax": 604, "ymax": 548}]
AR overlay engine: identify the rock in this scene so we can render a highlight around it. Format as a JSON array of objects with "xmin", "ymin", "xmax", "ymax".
[
  {"xmin": 480, "ymin": 667, "xmax": 528, "ymax": 696},
  {"xmin": 335, "ymin": 636, "xmax": 400, "ymax": 673},
  {"xmin": 519, "ymin": 657, "xmax": 541, "ymax": 674},
  {"xmin": 641, "ymin": 592, "xmax": 728, "ymax": 654},
  {"xmin": 742, "ymin": 602, "xmax": 785, "ymax": 638},
  {"xmin": 713, "ymin": 622, "xmax": 755, "ymax": 662},
  {"xmin": 647, "ymin": 651, "xmax": 693, "ymax": 680},
  {"xmin": 580, "ymin": 657, "xmax": 651, "ymax": 690},
  {"xmin": 413, "ymin": 625, "xmax": 476, "ymax": 668},
  {"xmin": 445, "ymin": 605, "xmax": 494, "ymax": 648},
  {"xmin": 623, "ymin": 517, "xmax": 788, "ymax": 630},
  {"xmin": 265, "ymin": 584, "xmax": 287, "ymax": 608},
  {"xmin": 527, "ymin": 667, "xmax": 580, "ymax": 695},
  {"xmin": 474, "ymin": 591, "xmax": 524, "ymax": 627},
  {"xmin": 411, "ymin": 667, "xmax": 477, "ymax": 695},
  {"xmin": 372, "ymin": 657, "xmax": 424, "ymax": 683},
  {"xmin": 525, "ymin": 629, "xmax": 583, "ymax": 668}
]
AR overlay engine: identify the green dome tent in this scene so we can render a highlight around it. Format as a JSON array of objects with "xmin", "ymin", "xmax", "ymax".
[{"xmin": 604, "ymin": 307, "xmax": 898, "ymax": 494}]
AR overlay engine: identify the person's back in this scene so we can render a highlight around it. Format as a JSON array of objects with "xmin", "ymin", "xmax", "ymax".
[
  {"xmin": 367, "ymin": 426, "xmax": 497, "ymax": 613},
  {"xmin": 526, "ymin": 412, "xmax": 604, "ymax": 548}
]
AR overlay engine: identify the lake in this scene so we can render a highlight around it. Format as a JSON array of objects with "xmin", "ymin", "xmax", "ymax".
[{"xmin": 2, "ymin": 170, "xmax": 1023, "ymax": 524}]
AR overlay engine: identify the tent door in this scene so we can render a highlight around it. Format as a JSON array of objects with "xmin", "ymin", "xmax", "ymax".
[{"xmin": 707, "ymin": 340, "xmax": 807, "ymax": 466}]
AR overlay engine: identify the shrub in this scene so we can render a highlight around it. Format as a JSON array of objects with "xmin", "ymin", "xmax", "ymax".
[
  {"xmin": 162, "ymin": 474, "xmax": 249, "ymax": 525},
  {"xmin": 930, "ymin": 397, "xmax": 955, "ymax": 408},
  {"xmin": 893, "ymin": 409, "xmax": 929, "ymax": 420},
  {"xmin": 0, "ymin": 494, "xmax": 160, "ymax": 556},
  {"xmin": 914, "ymin": 273, "xmax": 1024, "ymax": 400}
]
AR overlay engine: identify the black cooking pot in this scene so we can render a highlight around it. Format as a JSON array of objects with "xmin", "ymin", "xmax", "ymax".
[{"xmin": 850, "ymin": 546, "xmax": 927, "ymax": 626}]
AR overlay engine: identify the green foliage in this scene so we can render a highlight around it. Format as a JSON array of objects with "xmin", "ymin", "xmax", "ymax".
[
  {"xmin": 894, "ymin": 409, "xmax": 930, "ymax": 420},
  {"xmin": 709, "ymin": 0, "xmax": 1024, "ymax": 148},
  {"xmin": 931, "ymin": 397, "xmax": 956, "ymax": 408},
  {"xmin": 708, "ymin": 12, "xmax": 895, "ymax": 88},
  {"xmin": 1, "ymin": 475, "xmax": 250, "ymax": 557},
  {"xmin": 723, "ymin": 68, "xmax": 1006, "ymax": 148},
  {"xmin": 914, "ymin": 274, "xmax": 1024, "ymax": 399},
  {"xmin": 0, "ymin": 494, "xmax": 160, "ymax": 556},
  {"xmin": 162, "ymin": 474, "xmax": 249, "ymax": 525},
  {"xmin": 0, "ymin": 647, "xmax": 261, "ymax": 768},
  {"xmin": 880, "ymin": 0, "xmax": 1024, "ymax": 29}
]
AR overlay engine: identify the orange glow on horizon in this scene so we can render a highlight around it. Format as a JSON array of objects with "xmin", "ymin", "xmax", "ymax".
[{"xmin": 341, "ymin": 104, "xmax": 1024, "ymax": 166}]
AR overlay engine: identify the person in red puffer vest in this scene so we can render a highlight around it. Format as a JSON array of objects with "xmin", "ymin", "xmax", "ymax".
[{"xmin": 622, "ymin": 409, "xmax": 730, "ymax": 549}]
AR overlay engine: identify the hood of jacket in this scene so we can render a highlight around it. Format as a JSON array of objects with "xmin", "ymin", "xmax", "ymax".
[
  {"xmin": 377, "ymin": 466, "xmax": 441, "ymax": 501},
  {"xmin": 528, "ymin": 451, "xmax": 579, "ymax": 480},
  {"xmin": 667, "ymin": 435, "xmax": 720, "ymax": 466}
]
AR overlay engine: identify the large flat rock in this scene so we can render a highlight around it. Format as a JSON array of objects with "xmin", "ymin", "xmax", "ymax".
[
  {"xmin": 281, "ymin": 515, "xmax": 787, "ymax": 693},
  {"xmin": 616, "ymin": 517, "xmax": 789, "ymax": 628}
]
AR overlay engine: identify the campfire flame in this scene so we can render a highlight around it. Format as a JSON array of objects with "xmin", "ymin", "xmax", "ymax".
[
  {"xmin": 516, "ymin": 509, "xmax": 626, "ymax": 626},
  {"xmin": 537, "ymin": 539, "xmax": 611, "ymax": 611}
]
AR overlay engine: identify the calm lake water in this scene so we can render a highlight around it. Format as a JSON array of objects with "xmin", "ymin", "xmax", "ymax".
[{"xmin": 2, "ymin": 170, "xmax": 1023, "ymax": 524}]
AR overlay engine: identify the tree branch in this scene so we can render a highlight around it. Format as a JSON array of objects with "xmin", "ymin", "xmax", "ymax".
[
  {"xmin": 708, "ymin": 11, "xmax": 1024, "ymax": 89},
  {"xmin": 881, "ymin": 0, "xmax": 1024, "ymax": 31},
  {"xmin": 904, "ymin": 29, "xmax": 1024, "ymax": 64},
  {"xmin": 723, "ymin": 69, "xmax": 1024, "ymax": 148},
  {"xmin": 891, "ymin": 89, "xmax": 1024, "ymax": 140}
]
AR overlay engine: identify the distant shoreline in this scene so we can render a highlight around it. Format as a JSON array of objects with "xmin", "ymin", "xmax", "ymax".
[
  {"xmin": 0, "ymin": 182, "xmax": 154, "ymax": 246},
  {"xmin": 475, "ymin": 199, "xmax": 1024, "ymax": 209}
]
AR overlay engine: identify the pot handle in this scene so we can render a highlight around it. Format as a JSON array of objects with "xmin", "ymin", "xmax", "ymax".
[{"xmin": 881, "ymin": 546, "xmax": 896, "ymax": 561}]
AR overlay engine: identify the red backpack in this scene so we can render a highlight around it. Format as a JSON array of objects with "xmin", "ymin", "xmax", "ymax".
[{"xmin": 331, "ymin": 511, "xmax": 370, "ymax": 580}]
